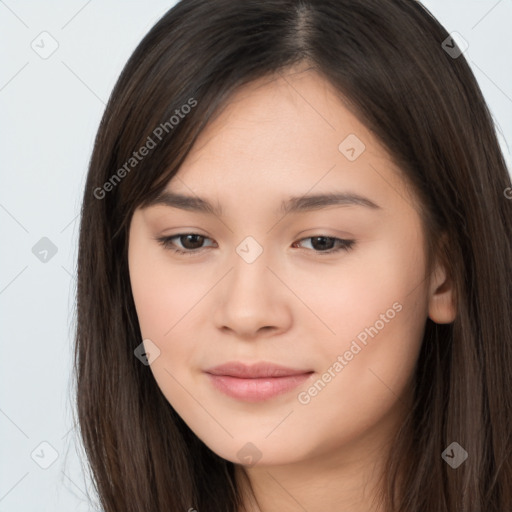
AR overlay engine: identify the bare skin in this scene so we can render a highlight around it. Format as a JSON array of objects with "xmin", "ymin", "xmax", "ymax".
[{"xmin": 128, "ymin": 65, "xmax": 456, "ymax": 511}]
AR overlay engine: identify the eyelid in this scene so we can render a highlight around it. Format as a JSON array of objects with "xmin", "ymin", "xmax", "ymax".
[
  {"xmin": 154, "ymin": 232, "xmax": 356, "ymax": 256},
  {"xmin": 154, "ymin": 233, "xmax": 216, "ymax": 254}
]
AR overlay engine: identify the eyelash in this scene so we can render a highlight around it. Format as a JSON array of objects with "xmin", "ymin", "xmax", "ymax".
[{"xmin": 154, "ymin": 233, "xmax": 355, "ymax": 256}]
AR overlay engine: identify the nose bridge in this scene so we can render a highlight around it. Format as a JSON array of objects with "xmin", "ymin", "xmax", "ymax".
[
  {"xmin": 235, "ymin": 235, "xmax": 266, "ymax": 266},
  {"xmin": 229, "ymin": 234, "xmax": 272, "ymax": 300},
  {"xmin": 213, "ymin": 234, "xmax": 289, "ymax": 335}
]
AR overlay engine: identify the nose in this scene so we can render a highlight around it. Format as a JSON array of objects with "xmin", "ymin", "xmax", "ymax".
[{"xmin": 212, "ymin": 249, "xmax": 292, "ymax": 339}]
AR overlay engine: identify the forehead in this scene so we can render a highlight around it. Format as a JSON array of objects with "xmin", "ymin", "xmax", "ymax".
[
  {"xmin": 149, "ymin": 68, "xmax": 415, "ymax": 218},
  {"xmin": 186, "ymin": 68, "xmax": 374, "ymax": 164}
]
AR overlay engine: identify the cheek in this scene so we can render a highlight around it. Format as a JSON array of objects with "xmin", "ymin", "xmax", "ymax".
[
  {"xmin": 294, "ymin": 233, "xmax": 428, "ymax": 414},
  {"xmin": 128, "ymin": 240, "xmax": 211, "ymax": 340},
  {"xmin": 285, "ymin": 283, "xmax": 427, "ymax": 461},
  {"xmin": 128, "ymin": 239, "xmax": 213, "ymax": 398},
  {"xmin": 294, "ymin": 232, "xmax": 428, "ymax": 357}
]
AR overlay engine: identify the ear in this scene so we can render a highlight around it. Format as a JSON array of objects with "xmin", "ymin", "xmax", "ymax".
[{"xmin": 427, "ymin": 257, "xmax": 456, "ymax": 324}]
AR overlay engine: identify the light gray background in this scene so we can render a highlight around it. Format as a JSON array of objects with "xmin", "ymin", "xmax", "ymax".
[{"xmin": 1, "ymin": 1, "xmax": 511, "ymax": 510}]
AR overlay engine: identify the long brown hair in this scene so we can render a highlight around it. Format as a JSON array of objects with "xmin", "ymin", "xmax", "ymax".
[{"xmin": 73, "ymin": 1, "xmax": 512, "ymax": 510}]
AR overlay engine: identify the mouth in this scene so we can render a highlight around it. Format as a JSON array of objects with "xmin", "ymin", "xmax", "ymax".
[{"xmin": 204, "ymin": 361, "xmax": 314, "ymax": 402}]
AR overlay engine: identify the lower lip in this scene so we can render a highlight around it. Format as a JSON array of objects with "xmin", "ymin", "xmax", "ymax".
[{"xmin": 205, "ymin": 372, "xmax": 313, "ymax": 402}]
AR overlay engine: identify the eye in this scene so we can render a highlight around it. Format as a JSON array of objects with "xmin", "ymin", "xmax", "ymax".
[
  {"xmin": 292, "ymin": 236, "xmax": 355, "ymax": 255},
  {"xmin": 155, "ymin": 233, "xmax": 355, "ymax": 256},
  {"xmin": 155, "ymin": 233, "xmax": 216, "ymax": 255}
]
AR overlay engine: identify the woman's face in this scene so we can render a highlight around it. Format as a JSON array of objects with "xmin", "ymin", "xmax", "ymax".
[{"xmin": 128, "ymin": 68, "xmax": 455, "ymax": 468}]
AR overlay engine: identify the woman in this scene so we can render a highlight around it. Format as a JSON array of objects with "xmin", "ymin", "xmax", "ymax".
[{"xmin": 74, "ymin": 0, "xmax": 512, "ymax": 510}]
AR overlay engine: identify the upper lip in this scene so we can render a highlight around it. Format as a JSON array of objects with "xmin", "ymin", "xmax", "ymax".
[{"xmin": 204, "ymin": 361, "xmax": 313, "ymax": 378}]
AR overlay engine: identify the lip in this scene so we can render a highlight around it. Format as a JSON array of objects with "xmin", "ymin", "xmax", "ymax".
[{"xmin": 204, "ymin": 361, "xmax": 314, "ymax": 402}]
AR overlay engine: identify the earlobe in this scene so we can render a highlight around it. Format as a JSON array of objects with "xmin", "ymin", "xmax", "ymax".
[{"xmin": 427, "ymin": 261, "xmax": 457, "ymax": 324}]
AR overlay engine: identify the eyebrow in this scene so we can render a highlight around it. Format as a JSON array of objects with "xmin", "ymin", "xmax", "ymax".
[{"xmin": 145, "ymin": 190, "xmax": 381, "ymax": 217}]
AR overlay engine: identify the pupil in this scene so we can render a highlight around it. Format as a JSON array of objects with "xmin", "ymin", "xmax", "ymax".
[
  {"xmin": 183, "ymin": 234, "xmax": 203, "ymax": 249},
  {"xmin": 313, "ymin": 236, "xmax": 333, "ymax": 251}
]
